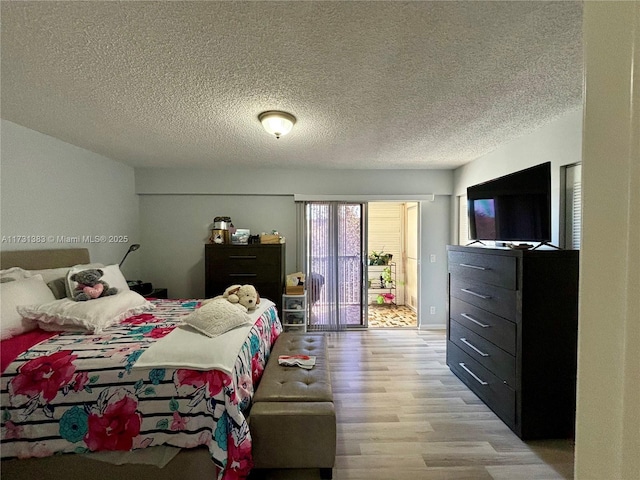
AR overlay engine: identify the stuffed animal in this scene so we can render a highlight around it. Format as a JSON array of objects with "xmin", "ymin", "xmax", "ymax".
[
  {"xmin": 234, "ymin": 284, "xmax": 260, "ymax": 311},
  {"xmin": 70, "ymin": 269, "xmax": 118, "ymax": 301},
  {"xmin": 202, "ymin": 284, "xmax": 260, "ymax": 312},
  {"xmin": 221, "ymin": 284, "xmax": 243, "ymax": 304}
]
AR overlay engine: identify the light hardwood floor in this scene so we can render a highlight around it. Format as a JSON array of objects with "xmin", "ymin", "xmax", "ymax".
[{"xmin": 253, "ymin": 329, "xmax": 574, "ymax": 480}]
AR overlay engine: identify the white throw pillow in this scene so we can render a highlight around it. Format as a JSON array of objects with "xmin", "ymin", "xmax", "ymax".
[
  {"xmin": 182, "ymin": 299, "xmax": 251, "ymax": 338},
  {"xmin": 1, "ymin": 275, "xmax": 55, "ymax": 340},
  {"xmin": 28, "ymin": 266, "xmax": 82, "ymax": 284},
  {"xmin": 65, "ymin": 263, "xmax": 126, "ymax": 299},
  {"xmin": 0, "ymin": 267, "xmax": 31, "ymax": 283},
  {"xmin": 100, "ymin": 264, "xmax": 130, "ymax": 293},
  {"xmin": 17, "ymin": 290, "xmax": 153, "ymax": 334}
]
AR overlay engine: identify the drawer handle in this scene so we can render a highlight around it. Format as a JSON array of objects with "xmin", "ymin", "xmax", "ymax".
[
  {"xmin": 460, "ymin": 337, "xmax": 489, "ymax": 357},
  {"xmin": 461, "ymin": 288, "xmax": 492, "ymax": 299},
  {"xmin": 229, "ymin": 255, "xmax": 257, "ymax": 259},
  {"xmin": 459, "ymin": 362, "xmax": 488, "ymax": 385},
  {"xmin": 229, "ymin": 273, "xmax": 258, "ymax": 277},
  {"xmin": 460, "ymin": 263, "xmax": 490, "ymax": 271},
  {"xmin": 461, "ymin": 313, "xmax": 490, "ymax": 328}
]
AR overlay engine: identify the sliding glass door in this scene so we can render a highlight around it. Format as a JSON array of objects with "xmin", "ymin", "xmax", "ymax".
[{"xmin": 305, "ymin": 202, "xmax": 366, "ymax": 330}]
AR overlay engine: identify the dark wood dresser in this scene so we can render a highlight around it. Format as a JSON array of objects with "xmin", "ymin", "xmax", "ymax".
[
  {"xmin": 446, "ymin": 245, "xmax": 579, "ymax": 439},
  {"xmin": 205, "ymin": 244, "xmax": 285, "ymax": 313}
]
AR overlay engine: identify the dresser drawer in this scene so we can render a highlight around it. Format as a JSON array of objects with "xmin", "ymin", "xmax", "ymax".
[
  {"xmin": 449, "ymin": 320, "xmax": 515, "ymax": 387},
  {"xmin": 447, "ymin": 342, "xmax": 515, "ymax": 427},
  {"xmin": 207, "ymin": 247, "xmax": 282, "ymax": 270},
  {"xmin": 448, "ymin": 250, "xmax": 516, "ymax": 290},
  {"xmin": 450, "ymin": 297, "xmax": 516, "ymax": 355},
  {"xmin": 214, "ymin": 264, "xmax": 278, "ymax": 279},
  {"xmin": 450, "ymin": 278, "xmax": 517, "ymax": 321}
]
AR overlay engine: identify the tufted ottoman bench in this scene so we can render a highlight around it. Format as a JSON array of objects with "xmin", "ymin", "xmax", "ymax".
[{"xmin": 250, "ymin": 332, "xmax": 336, "ymax": 479}]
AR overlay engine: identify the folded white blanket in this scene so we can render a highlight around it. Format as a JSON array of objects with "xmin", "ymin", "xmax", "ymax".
[{"xmin": 133, "ymin": 299, "xmax": 274, "ymax": 373}]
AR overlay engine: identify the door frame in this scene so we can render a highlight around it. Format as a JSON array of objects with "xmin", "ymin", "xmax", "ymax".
[
  {"xmin": 365, "ymin": 200, "xmax": 421, "ymax": 328},
  {"xmin": 294, "ymin": 194, "xmax": 430, "ymax": 330}
]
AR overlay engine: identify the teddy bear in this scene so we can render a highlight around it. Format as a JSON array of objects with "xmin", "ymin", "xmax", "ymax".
[
  {"xmin": 70, "ymin": 269, "xmax": 118, "ymax": 301},
  {"xmin": 202, "ymin": 284, "xmax": 260, "ymax": 312}
]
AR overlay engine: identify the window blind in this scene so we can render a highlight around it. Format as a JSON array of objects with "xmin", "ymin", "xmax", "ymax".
[{"xmin": 564, "ymin": 164, "xmax": 582, "ymax": 250}]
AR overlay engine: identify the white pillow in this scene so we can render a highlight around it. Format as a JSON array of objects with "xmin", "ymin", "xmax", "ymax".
[
  {"xmin": 100, "ymin": 264, "xmax": 130, "ymax": 293},
  {"xmin": 28, "ymin": 266, "xmax": 78, "ymax": 284},
  {"xmin": 0, "ymin": 267, "xmax": 31, "ymax": 283},
  {"xmin": 1, "ymin": 275, "xmax": 55, "ymax": 340},
  {"xmin": 0, "ymin": 263, "xmax": 103, "ymax": 281},
  {"xmin": 65, "ymin": 263, "xmax": 127, "ymax": 299},
  {"xmin": 17, "ymin": 290, "xmax": 153, "ymax": 334},
  {"xmin": 182, "ymin": 299, "xmax": 251, "ymax": 338}
]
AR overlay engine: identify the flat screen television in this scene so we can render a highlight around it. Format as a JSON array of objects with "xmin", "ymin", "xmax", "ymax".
[{"xmin": 467, "ymin": 162, "xmax": 551, "ymax": 242}]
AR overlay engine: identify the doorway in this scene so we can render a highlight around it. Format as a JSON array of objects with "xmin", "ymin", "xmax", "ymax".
[{"xmin": 367, "ymin": 202, "xmax": 419, "ymax": 328}]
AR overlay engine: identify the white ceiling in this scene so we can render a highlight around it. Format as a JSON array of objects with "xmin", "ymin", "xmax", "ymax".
[{"xmin": 0, "ymin": 1, "xmax": 583, "ymax": 170}]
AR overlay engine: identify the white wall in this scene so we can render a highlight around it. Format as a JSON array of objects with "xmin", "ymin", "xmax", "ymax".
[
  {"xmin": 0, "ymin": 120, "xmax": 140, "ymax": 277},
  {"xmin": 136, "ymin": 168, "xmax": 454, "ymax": 328},
  {"xmin": 451, "ymin": 108, "xmax": 583, "ymax": 247},
  {"xmin": 136, "ymin": 167, "xmax": 453, "ymax": 196},
  {"xmin": 419, "ymin": 196, "xmax": 450, "ymax": 329},
  {"xmin": 575, "ymin": 2, "xmax": 640, "ymax": 478},
  {"xmin": 137, "ymin": 194, "xmax": 296, "ymax": 300}
]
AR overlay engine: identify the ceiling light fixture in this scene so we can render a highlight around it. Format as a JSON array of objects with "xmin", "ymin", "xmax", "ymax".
[{"xmin": 258, "ymin": 110, "xmax": 296, "ymax": 139}]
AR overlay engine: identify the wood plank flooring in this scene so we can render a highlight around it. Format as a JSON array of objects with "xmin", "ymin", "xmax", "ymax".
[{"xmin": 252, "ymin": 329, "xmax": 574, "ymax": 480}]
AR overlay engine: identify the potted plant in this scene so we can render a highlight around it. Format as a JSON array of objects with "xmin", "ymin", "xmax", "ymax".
[
  {"xmin": 382, "ymin": 266, "xmax": 393, "ymax": 287},
  {"xmin": 382, "ymin": 293, "xmax": 395, "ymax": 304},
  {"xmin": 369, "ymin": 250, "xmax": 393, "ymax": 266}
]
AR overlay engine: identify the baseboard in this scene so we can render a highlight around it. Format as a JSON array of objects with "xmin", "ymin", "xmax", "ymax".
[{"xmin": 418, "ymin": 324, "xmax": 446, "ymax": 331}]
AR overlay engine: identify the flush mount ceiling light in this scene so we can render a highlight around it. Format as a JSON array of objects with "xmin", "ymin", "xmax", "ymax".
[{"xmin": 258, "ymin": 110, "xmax": 296, "ymax": 139}]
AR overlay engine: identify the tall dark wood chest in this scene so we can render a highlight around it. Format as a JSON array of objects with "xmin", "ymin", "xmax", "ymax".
[
  {"xmin": 446, "ymin": 245, "xmax": 579, "ymax": 439},
  {"xmin": 205, "ymin": 244, "xmax": 285, "ymax": 313}
]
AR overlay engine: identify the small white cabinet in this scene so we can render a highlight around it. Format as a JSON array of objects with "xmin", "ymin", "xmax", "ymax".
[{"xmin": 281, "ymin": 293, "xmax": 307, "ymax": 332}]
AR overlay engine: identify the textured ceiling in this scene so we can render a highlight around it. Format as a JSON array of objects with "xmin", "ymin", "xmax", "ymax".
[{"xmin": 0, "ymin": 1, "xmax": 583, "ymax": 170}]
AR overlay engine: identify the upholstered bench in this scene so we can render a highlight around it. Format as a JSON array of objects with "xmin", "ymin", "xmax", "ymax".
[{"xmin": 250, "ymin": 332, "xmax": 336, "ymax": 479}]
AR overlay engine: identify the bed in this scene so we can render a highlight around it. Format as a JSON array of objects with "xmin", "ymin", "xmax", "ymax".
[{"xmin": 0, "ymin": 248, "xmax": 282, "ymax": 480}]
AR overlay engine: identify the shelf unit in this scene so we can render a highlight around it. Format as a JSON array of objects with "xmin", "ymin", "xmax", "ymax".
[
  {"xmin": 367, "ymin": 262, "xmax": 396, "ymax": 306},
  {"xmin": 282, "ymin": 292, "xmax": 307, "ymax": 332}
]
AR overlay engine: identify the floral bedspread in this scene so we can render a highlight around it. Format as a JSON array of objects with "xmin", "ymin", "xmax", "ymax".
[{"xmin": 0, "ymin": 299, "xmax": 282, "ymax": 480}]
